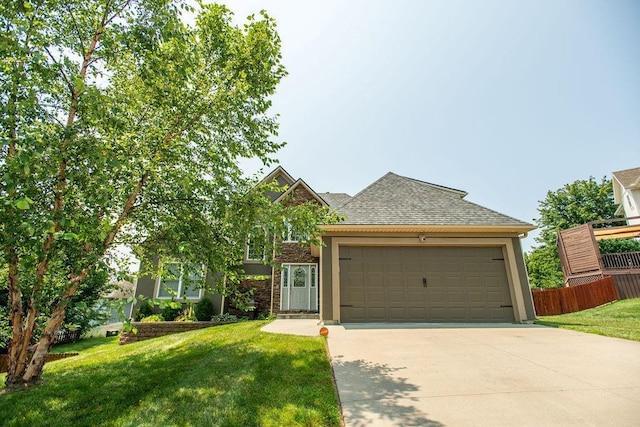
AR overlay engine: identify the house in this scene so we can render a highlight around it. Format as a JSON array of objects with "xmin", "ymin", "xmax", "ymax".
[
  {"xmin": 556, "ymin": 167, "xmax": 640, "ymax": 298},
  {"xmin": 133, "ymin": 166, "xmax": 538, "ymax": 323},
  {"xmin": 104, "ymin": 280, "xmax": 136, "ymax": 323},
  {"xmin": 612, "ymin": 167, "xmax": 640, "ymax": 225}
]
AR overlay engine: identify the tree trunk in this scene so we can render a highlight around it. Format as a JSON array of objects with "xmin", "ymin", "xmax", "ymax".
[
  {"xmin": 5, "ymin": 258, "xmax": 27, "ymax": 386},
  {"xmin": 20, "ymin": 270, "xmax": 88, "ymax": 384},
  {"xmin": 20, "ymin": 304, "xmax": 67, "ymax": 383}
]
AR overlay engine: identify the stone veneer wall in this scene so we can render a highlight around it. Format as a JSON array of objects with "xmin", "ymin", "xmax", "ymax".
[
  {"xmin": 119, "ymin": 321, "xmax": 230, "ymax": 345},
  {"xmin": 229, "ymin": 277, "xmax": 271, "ymax": 317}
]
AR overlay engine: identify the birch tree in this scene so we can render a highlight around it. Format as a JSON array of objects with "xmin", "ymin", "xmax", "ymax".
[{"xmin": 0, "ymin": 0, "xmax": 317, "ymax": 388}]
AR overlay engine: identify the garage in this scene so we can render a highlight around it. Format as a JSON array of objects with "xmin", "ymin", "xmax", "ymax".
[{"xmin": 339, "ymin": 246, "xmax": 515, "ymax": 323}]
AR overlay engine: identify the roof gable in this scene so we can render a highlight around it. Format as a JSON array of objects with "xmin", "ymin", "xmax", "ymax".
[
  {"xmin": 612, "ymin": 167, "xmax": 640, "ymax": 203},
  {"xmin": 258, "ymin": 166, "xmax": 295, "ymax": 188},
  {"xmin": 274, "ymin": 179, "xmax": 327, "ymax": 206}
]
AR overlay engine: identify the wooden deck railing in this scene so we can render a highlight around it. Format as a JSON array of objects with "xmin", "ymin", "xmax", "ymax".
[{"xmin": 601, "ymin": 251, "xmax": 640, "ymax": 270}]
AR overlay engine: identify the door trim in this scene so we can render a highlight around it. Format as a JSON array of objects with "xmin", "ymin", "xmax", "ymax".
[{"xmin": 280, "ymin": 263, "xmax": 318, "ymax": 311}]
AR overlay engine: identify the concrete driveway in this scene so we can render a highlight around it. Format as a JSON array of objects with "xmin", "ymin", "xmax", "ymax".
[{"xmin": 325, "ymin": 324, "xmax": 640, "ymax": 427}]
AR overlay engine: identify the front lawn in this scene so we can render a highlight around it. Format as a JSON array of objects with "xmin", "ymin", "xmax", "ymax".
[
  {"xmin": 0, "ymin": 321, "xmax": 342, "ymax": 427},
  {"xmin": 535, "ymin": 298, "xmax": 640, "ymax": 342}
]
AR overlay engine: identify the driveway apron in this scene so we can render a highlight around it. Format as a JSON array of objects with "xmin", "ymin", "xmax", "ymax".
[{"xmin": 325, "ymin": 324, "xmax": 640, "ymax": 427}]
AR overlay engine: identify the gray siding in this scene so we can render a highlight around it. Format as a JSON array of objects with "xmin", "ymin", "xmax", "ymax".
[
  {"xmin": 132, "ymin": 259, "xmax": 224, "ymax": 319},
  {"xmin": 243, "ymin": 263, "xmax": 272, "ymax": 276}
]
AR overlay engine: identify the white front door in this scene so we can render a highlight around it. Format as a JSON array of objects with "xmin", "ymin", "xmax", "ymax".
[{"xmin": 281, "ymin": 264, "xmax": 318, "ymax": 310}]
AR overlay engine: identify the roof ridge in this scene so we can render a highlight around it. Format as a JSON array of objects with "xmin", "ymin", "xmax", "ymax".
[
  {"xmin": 401, "ymin": 175, "xmax": 468, "ymax": 197},
  {"xmin": 337, "ymin": 172, "xmax": 395, "ymax": 210}
]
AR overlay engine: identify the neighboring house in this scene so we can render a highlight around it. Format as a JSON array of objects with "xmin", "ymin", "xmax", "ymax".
[
  {"xmin": 134, "ymin": 166, "xmax": 537, "ymax": 323},
  {"xmin": 612, "ymin": 167, "xmax": 640, "ymax": 225},
  {"xmin": 104, "ymin": 280, "xmax": 136, "ymax": 323}
]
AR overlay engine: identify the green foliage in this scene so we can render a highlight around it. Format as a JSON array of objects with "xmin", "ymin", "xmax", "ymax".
[
  {"xmin": 134, "ymin": 300, "xmax": 156, "ymax": 322},
  {"xmin": 160, "ymin": 300, "xmax": 182, "ymax": 322},
  {"xmin": 0, "ymin": 0, "xmax": 341, "ymax": 385},
  {"xmin": 526, "ymin": 177, "xmax": 618, "ymax": 288},
  {"xmin": 139, "ymin": 314, "xmax": 165, "ymax": 323},
  {"xmin": 0, "ymin": 305, "xmax": 10, "ymax": 353},
  {"xmin": 195, "ymin": 298, "xmax": 215, "ymax": 321},
  {"xmin": 211, "ymin": 313, "xmax": 241, "ymax": 323},
  {"xmin": 598, "ymin": 238, "xmax": 640, "ymax": 254},
  {"xmin": 257, "ymin": 311, "xmax": 277, "ymax": 321},
  {"xmin": 175, "ymin": 303, "xmax": 196, "ymax": 322},
  {"xmin": 535, "ymin": 177, "xmax": 617, "ymax": 246},
  {"xmin": 524, "ymin": 246, "xmax": 565, "ymax": 288}
]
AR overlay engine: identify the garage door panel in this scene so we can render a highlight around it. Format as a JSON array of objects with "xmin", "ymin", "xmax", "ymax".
[
  {"xmin": 449, "ymin": 307, "xmax": 467, "ymax": 321},
  {"xmin": 368, "ymin": 290, "xmax": 385, "ymax": 303},
  {"xmin": 447, "ymin": 291, "xmax": 465, "ymax": 303},
  {"xmin": 340, "ymin": 246, "xmax": 515, "ymax": 323},
  {"xmin": 469, "ymin": 307, "xmax": 488, "ymax": 321},
  {"xmin": 367, "ymin": 308, "xmax": 386, "ymax": 321},
  {"xmin": 407, "ymin": 307, "xmax": 427, "ymax": 319},
  {"xmin": 427, "ymin": 290, "xmax": 446, "ymax": 303},
  {"xmin": 467, "ymin": 291, "xmax": 484, "ymax": 303},
  {"xmin": 388, "ymin": 307, "xmax": 408, "ymax": 320},
  {"xmin": 387, "ymin": 290, "xmax": 405, "ymax": 303},
  {"xmin": 345, "ymin": 289, "xmax": 365, "ymax": 304},
  {"xmin": 406, "ymin": 290, "xmax": 425, "ymax": 303}
]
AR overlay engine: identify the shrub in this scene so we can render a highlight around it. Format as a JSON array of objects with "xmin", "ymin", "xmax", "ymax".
[
  {"xmin": 257, "ymin": 311, "xmax": 276, "ymax": 321},
  {"xmin": 211, "ymin": 313, "xmax": 240, "ymax": 323},
  {"xmin": 195, "ymin": 298, "xmax": 215, "ymax": 321},
  {"xmin": 140, "ymin": 314, "xmax": 164, "ymax": 323},
  {"xmin": 175, "ymin": 304, "xmax": 196, "ymax": 322},
  {"xmin": 599, "ymin": 238, "xmax": 640, "ymax": 254},
  {"xmin": 161, "ymin": 303, "xmax": 182, "ymax": 321},
  {"xmin": 0, "ymin": 305, "xmax": 10, "ymax": 354},
  {"xmin": 134, "ymin": 300, "xmax": 155, "ymax": 321}
]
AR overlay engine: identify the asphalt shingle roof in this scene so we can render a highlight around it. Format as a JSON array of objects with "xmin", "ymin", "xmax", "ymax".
[
  {"xmin": 318, "ymin": 192, "xmax": 352, "ymax": 209},
  {"xmin": 333, "ymin": 172, "xmax": 532, "ymax": 227},
  {"xmin": 612, "ymin": 167, "xmax": 640, "ymax": 189}
]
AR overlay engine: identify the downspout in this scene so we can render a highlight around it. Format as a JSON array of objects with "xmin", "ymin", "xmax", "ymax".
[
  {"xmin": 220, "ymin": 275, "xmax": 226, "ymax": 315},
  {"xmin": 270, "ymin": 234, "xmax": 276, "ymax": 314}
]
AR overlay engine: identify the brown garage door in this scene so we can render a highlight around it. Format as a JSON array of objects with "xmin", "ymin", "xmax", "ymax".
[{"xmin": 340, "ymin": 246, "xmax": 515, "ymax": 323}]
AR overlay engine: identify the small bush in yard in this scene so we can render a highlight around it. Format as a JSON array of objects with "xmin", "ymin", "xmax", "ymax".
[
  {"xmin": 140, "ymin": 314, "xmax": 164, "ymax": 323},
  {"xmin": 134, "ymin": 300, "xmax": 155, "ymax": 321},
  {"xmin": 175, "ymin": 304, "xmax": 196, "ymax": 322},
  {"xmin": 211, "ymin": 313, "xmax": 240, "ymax": 323},
  {"xmin": 195, "ymin": 298, "xmax": 215, "ymax": 321},
  {"xmin": 161, "ymin": 303, "xmax": 182, "ymax": 321}
]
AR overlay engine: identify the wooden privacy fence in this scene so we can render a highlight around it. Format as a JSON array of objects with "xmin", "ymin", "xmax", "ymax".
[
  {"xmin": 0, "ymin": 353, "xmax": 79, "ymax": 374},
  {"xmin": 532, "ymin": 276, "xmax": 619, "ymax": 316}
]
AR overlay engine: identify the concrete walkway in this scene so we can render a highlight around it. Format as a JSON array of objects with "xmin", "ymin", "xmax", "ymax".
[
  {"xmin": 263, "ymin": 320, "xmax": 640, "ymax": 426},
  {"xmin": 260, "ymin": 318, "xmax": 323, "ymax": 336}
]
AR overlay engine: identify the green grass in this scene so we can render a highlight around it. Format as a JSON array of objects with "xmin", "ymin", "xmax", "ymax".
[
  {"xmin": 0, "ymin": 321, "xmax": 342, "ymax": 427},
  {"xmin": 535, "ymin": 298, "xmax": 640, "ymax": 342}
]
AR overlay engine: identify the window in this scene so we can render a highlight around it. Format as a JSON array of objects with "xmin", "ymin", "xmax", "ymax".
[
  {"xmin": 293, "ymin": 266, "xmax": 306, "ymax": 287},
  {"xmin": 283, "ymin": 220, "xmax": 307, "ymax": 243},
  {"xmin": 157, "ymin": 263, "xmax": 204, "ymax": 299},
  {"xmin": 246, "ymin": 235, "xmax": 266, "ymax": 261},
  {"xmin": 282, "ymin": 266, "xmax": 289, "ymax": 287}
]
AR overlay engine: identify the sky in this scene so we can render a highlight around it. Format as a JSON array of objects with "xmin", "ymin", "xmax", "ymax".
[{"xmin": 215, "ymin": 0, "xmax": 640, "ymax": 252}]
